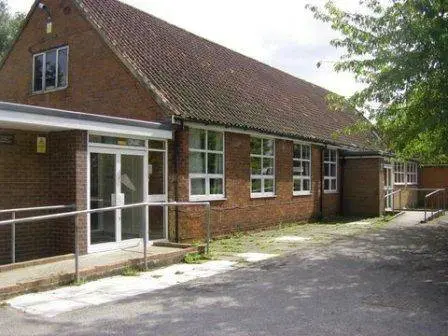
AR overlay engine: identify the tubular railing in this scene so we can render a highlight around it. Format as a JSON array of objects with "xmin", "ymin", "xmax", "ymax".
[
  {"xmin": 0, "ymin": 201, "xmax": 211, "ymax": 282},
  {"xmin": 424, "ymin": 189, "xmax": 446, "ymax": 222},
  {"xmin": 384, "ymin": 189, "xmax": 401, "ymax": 212},
  {"xmin": 0, "ymin": 205, "xmax": 76, "ymax": 264}
]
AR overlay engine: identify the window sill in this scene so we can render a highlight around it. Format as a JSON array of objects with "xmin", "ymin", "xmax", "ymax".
[
  {"xmin": 32, "ymin": 86, "xmax": 68, "ymax": 95},
  {"xmin": 293, "ymin": 192, "xmax": 312, "ymax": 197},
  {"xmin": 324, "ymin": 190, "xmax": 339, "ymax": 194},
  {"xmin": 189, "ymin": 196, "xmax": 227, "ymax": 202},
  {"xmin": 251, "ymin": 193, "xmax": 277, "ymax": 199}
]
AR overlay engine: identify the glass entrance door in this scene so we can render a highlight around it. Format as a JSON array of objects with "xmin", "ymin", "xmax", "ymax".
[{"xmin": 89, "ymin": 149, "xmax": 146, "ymax": 248}]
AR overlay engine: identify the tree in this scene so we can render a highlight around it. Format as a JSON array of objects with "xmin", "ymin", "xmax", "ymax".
[
  {"xmin": 0, "ymin": 0, "xmax": 25, "ymax": 62},
  {"xmin": 307, "ymin": 0, "xmax": 448, "ymax": 163}
]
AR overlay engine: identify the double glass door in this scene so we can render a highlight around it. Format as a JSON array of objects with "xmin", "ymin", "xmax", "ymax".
[{"xmin": 90, "ymin": 149, "xmax": 145, "ymax": 246}]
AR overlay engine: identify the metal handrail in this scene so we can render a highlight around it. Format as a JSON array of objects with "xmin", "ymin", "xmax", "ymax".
[
  {"xmin": 0, "ymin": 204, "xmax": 75, "ymax": 263},
  {"xmin": 384, "ymin": 189, "xmax": 401, "ymax": 212},
  {"xmin": 424, "ymin": 188, "xmax": 446, "ymax": 222},
  {"xmin": 0, "ymin": 201, "xmax": 211, "ymax": 282},
  {"xmin": 0, "ymin": 204, "xmax": 75, "ymax": 215}
]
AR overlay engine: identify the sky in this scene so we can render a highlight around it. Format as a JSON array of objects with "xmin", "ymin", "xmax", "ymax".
[{"xmin": 7, "ymin": 0, "xmax": 368, "ymax": 97}]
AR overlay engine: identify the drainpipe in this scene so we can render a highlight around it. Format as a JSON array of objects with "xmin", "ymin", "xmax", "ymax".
[
  {"xmin": 172, "ymin": 117, "xmax": 184, "ymax": 243},
  {"xmin": 319, "ymin": 147, "xmax": 325, "ymax": 219},
  {"xmin": 340, "ymin": 155, "xmax": 345, "ymax": 216}
]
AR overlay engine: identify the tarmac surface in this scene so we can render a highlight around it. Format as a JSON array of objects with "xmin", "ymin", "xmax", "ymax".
[{"xmin": 1, "ymin": 212, "xmax": 447, "ymax": 336}]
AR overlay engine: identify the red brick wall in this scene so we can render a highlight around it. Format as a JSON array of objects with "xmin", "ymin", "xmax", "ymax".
[
  {"xmin": 169, "ymin": 127, "xmax": 341, "ymax": 241},
  {"xmin": 342, "ymin": 158, "xmax": 383, "ymax": 217},
  {"xmin": 49, "ymin": 130, "xmax": 87, "ymax": 255},
  {"xmin": 0, "ymin": 129, "xmax": 86, "ymax": 264},
  {"xmin": 0, "ymin": 0, "xmax": 166, "ymax": 122},
  {"xmin": 421, "ymin": 167, "xmax": 448, "ymax": 189}
]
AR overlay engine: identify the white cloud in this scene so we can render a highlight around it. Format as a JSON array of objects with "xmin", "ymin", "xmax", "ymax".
[{"xmin": 7, "ymin": 0, "xmax": 367, "ymax": 96}]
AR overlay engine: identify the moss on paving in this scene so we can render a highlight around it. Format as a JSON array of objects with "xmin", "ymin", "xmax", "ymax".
[{"xmin": 210, "ymin": 216, "xmax": 393, "ymax": 259}]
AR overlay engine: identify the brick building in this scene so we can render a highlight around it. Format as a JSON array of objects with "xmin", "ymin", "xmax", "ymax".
[{"xmin": 0, "ymin": 0, "xmax": 422, "ymax": 264}]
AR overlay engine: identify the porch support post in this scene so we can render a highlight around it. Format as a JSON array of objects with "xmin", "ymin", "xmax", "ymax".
[{"xmin": 11, "ymin": 212, "xmax": 16, "ymax": 264}]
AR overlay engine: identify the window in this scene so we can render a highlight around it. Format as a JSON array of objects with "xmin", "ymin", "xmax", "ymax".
[
  {"xmin": 293, "ymin": 143, "xmax": 312, "ymax": 195},
  {"xmin": 33, "ymin": 46, "xmax": 69, "ymax": 93},
  {"xmin": 407, "ymin": 162, "xmax": 418, "ymax": 184},
  {"xmin": 394, "ymin": 162, "xmax": 405, "ymax": 184},
  {"xmin": 251, "ymin": 137, "xmax": 275, "ymax": 197},
  {"xmin": 189, "ymin": 128, "xmax": 224, "ymax": 199},
  {"xmin": 323, "ymin": 149, "xmax": 338, "ymax": 192},
  {"xmin": 394, "ymin": 162, "xmax": 418, "ymax": 185}
]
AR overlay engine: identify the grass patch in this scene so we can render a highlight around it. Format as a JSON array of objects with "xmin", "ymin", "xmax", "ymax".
[
  {"xmin": 0, "ymin": 302, "xmax": 8, "ymax": 308},
  {"xmin": 183, "ymin": 252, "xmax": 213, "ymax": 264},
  {"xmin": 71, "ymin": 278, "xmax": 87, "ymax": 286},
  {"xmin": 121, "ymin": 266, "xmax": 141, "ymax": 277}
]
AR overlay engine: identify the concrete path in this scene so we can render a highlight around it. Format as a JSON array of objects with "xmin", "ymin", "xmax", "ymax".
[
  {"xmin": 0, "ymin": 213, "xmax": 447, "ymax": 335},
  {"xmin": 0, "ymin": 244, "xmax": 190, "ymax": 299}
]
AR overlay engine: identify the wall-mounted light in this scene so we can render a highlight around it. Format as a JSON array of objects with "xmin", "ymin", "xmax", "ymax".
[{"xmin": 37, "ymin": 2, "xmax": 53, "ymax": 34}]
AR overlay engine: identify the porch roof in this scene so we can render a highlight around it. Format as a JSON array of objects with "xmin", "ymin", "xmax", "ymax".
[{"xmin": 0, "ymin": 101, "xmax": 172, "ymax": 139}]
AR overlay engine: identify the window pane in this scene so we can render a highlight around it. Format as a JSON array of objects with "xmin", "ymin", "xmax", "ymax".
[
  {"xmin": 324, "ymin": 163, "xmax": 330, "ymax": 176},
  {"xmin": 294, "ymin": 179, "xmax": 301, "ymax": 192},
  {"xmin": 330, "ymin": 163, "xmax": 336, "ymax": 177},
  {"xmin": 331, "ymin": 179, "xmax": 337, "ymax": 190},
  {"xmin": 208, "ymin": 131, "xmax": 223, "ymax": 151},
  {"xmin": 251, "ymin": 138, "xmax": 262, "ymax": 155},
  {"xmin": 191, "ymin": 178, "xmax": 206, "ymax": 195},
  {"xmin": 330, "ymin": 150, "xmax": 336, "ymax": 162},
  {"xmin": 189, "ymin": 128, "xmax": 206, "ymax": 149},
  {"xmin": 263, "ymin": 139, "xmax": 274, "ymax": 156},
  {"xmin": 293, "ymin": 160, "xmax": 302, "ymax": 176},
  {"xmin": 34, "ymin": 55, "xmax": 43, "ymax": 91},
  {"xmin": 251, "ymin": 156, "xmax": 262, "ymax": 175},
  {"xmin": 148, "ymin": 151, "xmax": 165, "ymax": 195},
  {"xmin": 324, "ymin": 150, "xmax": 330, "ymax": 162},
  {"xmin": 210, "ymin": 178, "xmax": 223, "ymax": 195},
  {"xmin": 293, "ymin": 144, "xmax": 301, "ymax": 159},
  {"xmin": 263, "ymin": 158, "xmax": 274, "ymax": 176},
  {"xmin": 45, "ymin": 50, "xmax": 57, "ymax": 89},
  {"xmin": 303, "ymin": 179, "xmax": 311, "ymax": 191},
  {"xmin": 302, "ymin": 145, "xmax": 311, "ymax": 160},
  {"xmin": 189, "ymin": 152, "xmax": 206, "ymax": 173},
  {"xmin": 302, "ymin": 161, "xmax": 310, "ymax": 177},
  {"xmin": 324, "ymin": 179, "xmax": 330, "ymax": 190},
  {"xmin": 148, "ymin": 140, "xmax": 165, "ymax": 149},
  {"xmin": 251, "ymin": 179, "xmax": 261, "ymax": 193},
  {"xmin": 57, "ymin": 48, "xmax": 68, "ymax": 88},
  {"xmin": 264, "ymin": 179, "xmax": 274, "ymax": 192},
  {"xmin": 208, "ymin": 153, "xmax": 223, "ymax": 174}
]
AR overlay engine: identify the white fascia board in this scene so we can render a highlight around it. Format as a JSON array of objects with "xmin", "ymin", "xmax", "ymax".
[{"xmin": 0, "ymin": 108, "xmax": 172, "ymax": 139}]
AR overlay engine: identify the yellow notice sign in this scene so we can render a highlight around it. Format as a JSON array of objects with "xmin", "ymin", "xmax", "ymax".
[{"xmin": 37, "ymin": 136, "xmax": 47, "ymax": 153}]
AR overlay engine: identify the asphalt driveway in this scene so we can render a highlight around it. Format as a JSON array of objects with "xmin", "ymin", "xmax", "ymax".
[{"xmin": 1, "ymin": 213, "xmax": 447, "ymax": 336}]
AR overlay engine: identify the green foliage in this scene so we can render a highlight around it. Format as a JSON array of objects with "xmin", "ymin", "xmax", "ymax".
[
  {"xmin": 183, "ymin": 252, "xmax": 212, "ymax": 264},
  {"xmin": 0, "ymin": 0, "xmax": 25, "ymax": 62},
  {"xmin": 307, "ymin": 0, "xmax": 448, "ymax": 163},
  {"xmin": 121, "ymin": 266, "xmax": 141, "ymax": 276}
]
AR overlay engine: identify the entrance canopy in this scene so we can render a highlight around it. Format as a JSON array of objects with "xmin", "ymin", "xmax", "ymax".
[{"xmin": 0, "ymin": 102, "xmax": 172, "ymax": 139}]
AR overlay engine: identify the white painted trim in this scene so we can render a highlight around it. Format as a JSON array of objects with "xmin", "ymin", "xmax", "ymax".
[
  {"xmin": 0, "ymin": 108, "xmax": 172, "ymax": 139},
  {"xmin": 32, "ymin": 46, "xmax": 69, "ymax": 94},
  {"xmin": 251, "ymin": 193, "xmax": 276, "ymax": 199},
  {"xmin": 185, "ymin": 121, "xmax": 328, "ymax": 147},
  {"xmin": 292, "ymin": 142, "xmax": 312, "ymax": 195},
  {"xmin": 190, "ymin": 195, "xmax": 227, "ymax": 202},
  {"xmin": 188, "ymin": 128, "xmax": 226, "ymax": 200},
  {"xmin": 344, "ymin": 156, "xmax": 385, "ymax": 159},
  {"xmin": 293, "ymin": 191, "xmax": 312, "ymax": 196}
]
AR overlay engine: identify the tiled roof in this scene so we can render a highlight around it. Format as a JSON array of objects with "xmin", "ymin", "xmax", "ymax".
[{"xmin": 75, "ymin": 0, "xmax": 381, "ymax": 150}]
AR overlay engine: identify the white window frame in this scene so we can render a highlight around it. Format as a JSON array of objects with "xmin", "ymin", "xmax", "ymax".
[
  {"xmin": 188, "ymin": 128, "xmax": 225, "ymax": 201},
  {"xmin": 394, "ymin": 161, "xmax": 418, "ymax": 185},
  {"xmin": 323, "ymin": 148, "xmax": 338, "ymax": 193},
  {"xmin": 407, "ymin": 162, "xmax": 418, "ymax": 185},
  {"xmin": 32, "ymin": 46, "xmax": 69, "ymax": 93},
  {"xmin": 293, "ymin": 143, "xmax": 312, "ymax": 196},
  {"xmin": 250, "ymin": 137, "xmax": 275, "ymax": 198}
]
